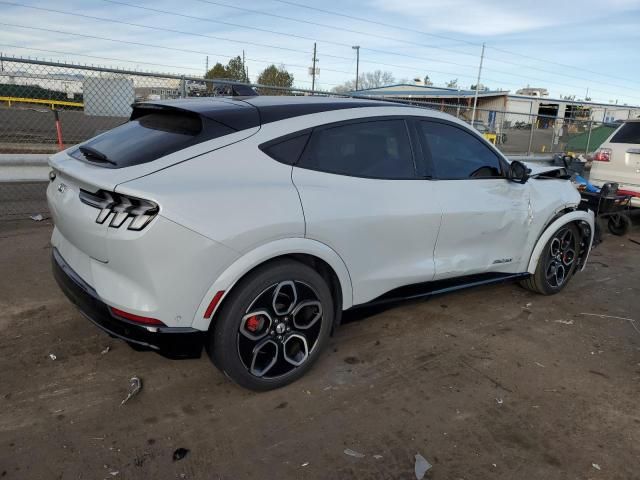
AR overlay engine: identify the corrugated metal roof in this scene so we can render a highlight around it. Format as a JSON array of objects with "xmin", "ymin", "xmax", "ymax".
[{"xmin": 349, "ymin": 83, "xmax": 507, "ymax": 99}]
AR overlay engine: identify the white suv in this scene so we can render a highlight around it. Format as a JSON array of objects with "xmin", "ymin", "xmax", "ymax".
[
  {"xmin": 591, "ymin": 119, "xmax": 640, "ymax": 208},
  {"xmin": 48, "ymin": 96, "xmax": 594, "ymax": 390}
]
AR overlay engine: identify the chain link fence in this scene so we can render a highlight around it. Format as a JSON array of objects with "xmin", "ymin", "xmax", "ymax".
[{"xmin": 0, "ymin": 55, "xmax": 626, "ymax": 219}]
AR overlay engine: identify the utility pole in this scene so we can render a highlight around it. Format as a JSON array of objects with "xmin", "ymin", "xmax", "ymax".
[
  {"xmin": 205, "ymin": 55, "xmax": 208, "ymax": 76},
  {"xmin": 242, "ymin": 50, "xmax": 246, "ymax": 82},
  {"xmin": 352, "ymin": 45, "xmax": 360, "ymax": 91},
  {"xmin": 471, "ymin": 42, "xmax": 485, "ymax": 125},
  {"xmin": 311, "ymin": 42, "xmax": 317, "ymax": 93}
]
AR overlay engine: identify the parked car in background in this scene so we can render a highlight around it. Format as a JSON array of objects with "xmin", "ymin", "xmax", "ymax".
[
  {"xmin": 48, "ymin": 97, "xmax": 595, "ymax": 391},
  {"xmin": 591, "ymin": 119, "xmax": 640, "ymax": 208}
]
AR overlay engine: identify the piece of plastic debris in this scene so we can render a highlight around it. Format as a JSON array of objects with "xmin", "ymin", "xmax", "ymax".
[
  {"xmin": 414, "ymin": 453, "xmax": 432, "ymax": 479},
  {"xmin": 344, "ymin": 448, "xmax": 365, "ymax": 458},
  {"xmin": 30, "ymin": 214, "xmax": 43, "ymax": 222},
  {"xmin": 525, "ymin": 302, "xmax": 532, "ymax": 308},
  {"xmin": 492, "ymin": 463, "xmax": 497, "ymax": 468},
  {"xmin": 373, "ymin": 455, "xmax": 383, "ymax": 460},
  {"xmin": 109, "ymin": 471, "xmax": 119, "ymax": 476},
  {"xmin": 592, "ymin": 463, "xmax": 601, "ymax": 470},
  {"xmin": 49, "ymin": 353, "xmax": 57, "ymax": 361},
  {"xmin": 534, "ymin": 362, "xmax": 545, "ymax": 368},
  {"xmin": 301, "ymin": 462, "xmax": 309, "ymax": 467},
  {"xmin": 496, "ymin": 397, "xmax": 503, "ymax": 405},
  {"xmin": 120, "ymin": 377, "xmax": 142, "ymax": 405},
  {"xmin": 172, "ymin": 448, "xmax": 190, "ymax": 462},
  {"xmin": 101, "ymin": 346, "xmax": 110, "ymax": 355}
]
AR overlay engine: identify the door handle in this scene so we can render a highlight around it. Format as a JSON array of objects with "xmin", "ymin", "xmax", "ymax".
[{"xmin": 627, "ymin": 148, "xmax": 640, "ymax": 154}]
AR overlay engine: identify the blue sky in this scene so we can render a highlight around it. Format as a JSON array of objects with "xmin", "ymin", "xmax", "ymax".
[{"xmin": 1, "ymin": 0, "xmax": 639, "ymax": 104}]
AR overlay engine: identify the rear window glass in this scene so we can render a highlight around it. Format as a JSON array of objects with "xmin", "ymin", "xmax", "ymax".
[
  {"xmin": 71, "ymin": 111, "xmax": 235, "ymax": 168},
  {"xmin": 611, "ymin": 122, "xmax": 640, "ymax": 144},
  {"xmin": 260, "ymin": 133, "xmax": 310, "ymax": 165}
]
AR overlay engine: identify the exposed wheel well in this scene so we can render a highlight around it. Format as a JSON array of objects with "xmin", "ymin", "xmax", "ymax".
[{"xmin": 209, "ymin": 253, "xmax": 344, "ymax": 334}]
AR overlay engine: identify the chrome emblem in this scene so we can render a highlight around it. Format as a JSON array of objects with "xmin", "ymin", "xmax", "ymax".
[{"xmin": 57, "ymin": 183, "xmax": 67, "ymax": 193}]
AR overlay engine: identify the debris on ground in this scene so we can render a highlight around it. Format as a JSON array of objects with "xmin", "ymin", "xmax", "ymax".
[
  {"xmin": 414, "ymin": 453, "xmax": 432, "ymax": 479},
  {"xmin": 109, "ymin": 471, "xmax": 119, "ymax": 476},
  {"xmin": 30, "ymin": 214, "xmax": 43, "ymax": 222},
  {"xmin": 172, "ymin": 448, "xmax": 190, "ymax": 462},
  {"xmin": 120, "ymin": 377, "xmax": 142, "ymax": 405},
  {"xmin": 592, "ymin": 463, "xmax": 601, "ymax": 470},
  {"xmin": 343, "ymin": 448, "xmax": 365, "ymax": 458},
  {"xmin": 534, "ymin": 362, "xmax": 545, "ymax": 368},
  {"xmin": 301, "ymin": 462, "xmax": 309, "ymax": 467},
  {"xmin": 48, "ymin": 353, "xmax": 57, "ymax": 361},
  {"xmin": 496, "ymin": 397, "xmax": 503, "ymax": 406},
  {"xmin": 100, "ymin": 346, "xmax": 110, "ymax": 355},
  {"xmin": 554, "ymin": 319, "xmax": 574, "ymax": 325},
  {"xmin": 373, "ymin": 455, "xmax": 383, "ymax": 459}
]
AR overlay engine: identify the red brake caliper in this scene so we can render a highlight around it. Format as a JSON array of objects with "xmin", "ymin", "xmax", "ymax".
[{"xmin": 246, "ymin": 315, "xmax": 262, "ymax": 332}]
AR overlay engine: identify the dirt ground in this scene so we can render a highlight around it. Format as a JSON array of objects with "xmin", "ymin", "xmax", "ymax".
[{"xmin": 0, "ymin": 218, "xmax": 639, "ymax": 480}]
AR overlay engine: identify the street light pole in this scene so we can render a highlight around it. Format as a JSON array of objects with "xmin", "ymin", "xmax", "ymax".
[{"xmin": 352, "ymin": 45, "xmax": 360, "ymax": 91}]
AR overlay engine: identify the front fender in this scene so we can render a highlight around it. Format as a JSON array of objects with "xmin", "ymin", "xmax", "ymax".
[
  {"xmin": 191, "ymin": 237, "xmax": 354, "ymax": 331},
  {"xmin": 527, "ymin": 209, "xmax": 595, "ymax": 274}
]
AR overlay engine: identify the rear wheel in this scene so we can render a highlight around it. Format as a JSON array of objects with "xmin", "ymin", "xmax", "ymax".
[
  {"xmin": 607, "ymin": 214, "xmax": 631, "ymax": 236},
  {"xmin": 520, "ymin": 224, "xmax": 580, "ymax": 295},
  {"xmin": 208, "ymin": 259, "xmax": 334, "ymax": 391}
]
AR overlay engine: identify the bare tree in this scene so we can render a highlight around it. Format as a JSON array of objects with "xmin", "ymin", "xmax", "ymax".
[{"xmin": 331, "ymin": 70, "xmax": 396, "ymax": 93}]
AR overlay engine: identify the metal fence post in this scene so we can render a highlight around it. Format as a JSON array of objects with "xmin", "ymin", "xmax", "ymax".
[
  {"xmin": 585, "ymin": 121, "xmax": 593, "ymax": 154},
  {"xmin": 527, "ymin": 110, "xmax": 535, "ymax": 156},
  {"xmin": 180, "ymin": 75, "xmax": 186, "ymax": 98}
]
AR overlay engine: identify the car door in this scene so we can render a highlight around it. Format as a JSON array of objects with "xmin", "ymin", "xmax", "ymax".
[
  {"xmin": 413, "ymin": 119, "xmax": 531, "ymax": 280},
  {"xmin": 290, "ymin": 117, "xmax": 442, "ymax": 305}
]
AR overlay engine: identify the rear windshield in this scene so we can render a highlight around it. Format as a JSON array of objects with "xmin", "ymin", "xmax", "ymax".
[
  {"xmin": 70, "ymin": 110, "xmax": 235, "ymax": 168},
  {"xmin": 611, "ymin": 122, "xmax": 640, "ymax": 144}
]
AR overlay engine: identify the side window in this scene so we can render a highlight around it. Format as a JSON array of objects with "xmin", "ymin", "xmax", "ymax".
[
  {"xmin": 418, "ymin": 121, "xmax": 503, "ymax": 179},
  {"xmin": 297, "ymin": 119, "xmax": 415, "ymax": 179},
  {"xmin": 260, "ymin": 133, "xmax": 310, "ymax": 165}
]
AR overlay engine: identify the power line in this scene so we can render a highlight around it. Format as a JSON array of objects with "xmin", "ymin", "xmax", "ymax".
[
  {"xmin": 272, "ymin": 0, "xmax": 640, "ymax": 86},
  {"xmin": 0, "ymin": 23, "xmax": 354, "ymax": 75},
  {"xmin": 97, "ymin": 0, "xmax": 639, "ymax": 98},
  {"xmin": 0, "ymin": 1, "xmax": 350, "ymax": 61}
]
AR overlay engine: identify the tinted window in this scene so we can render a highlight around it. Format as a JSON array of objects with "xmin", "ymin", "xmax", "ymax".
[
  {"xmin": 260, "ymin": 133, "xmax": 310, "ymax": 165},
  {"xmin": 611, "ymin": 122, "xmax": 640, "ymax": 144},
  {"xmin": 298, "ymin": 120, "xmax": 414, "ymax": 179},
  {"xmin": 70, "ymin": 111, "xmax": 235, "ymax": 168},
  {"xmin": 418, "ymin": 121, "xmax": 503, "ymax": 179}
]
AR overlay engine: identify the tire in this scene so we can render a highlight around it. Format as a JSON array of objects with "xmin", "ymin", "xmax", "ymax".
[
  {"xmin": 520, "ymin": 224, "xmax": 580, "ymax": 295},
  {"xmin": 607, "ymin": 214, "xmax": 631, "ymax": 236},
  {"xmin": 208, "ymin": 259, "xmax": 334, "ymax": 391}
]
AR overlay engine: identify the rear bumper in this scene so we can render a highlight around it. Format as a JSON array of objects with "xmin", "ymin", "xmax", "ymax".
[{"xmin": 52, "ymin": 247, "xmax": 204, "ymax": 359}]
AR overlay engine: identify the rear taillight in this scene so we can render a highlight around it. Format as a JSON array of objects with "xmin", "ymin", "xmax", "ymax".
[
  {"xmin": 79, "ymin": 189, "xmax": 158, "ymax": 231},
  {"xmin": 593, "ymin": 148, "xmax": 611, "ymax": 162},
  {"xmin": 110, "ymin": 307, "xmax": 166, "ymax": 326}
]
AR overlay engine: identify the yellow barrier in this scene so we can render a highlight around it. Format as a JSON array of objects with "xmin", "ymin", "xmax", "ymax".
[
  {"xmin": 0, "ymin": 96, "xmax": 84, "ymax": 109},
  {"xmin": 483, "ymin": 132, "xmax": 497, "ymax": 145}
]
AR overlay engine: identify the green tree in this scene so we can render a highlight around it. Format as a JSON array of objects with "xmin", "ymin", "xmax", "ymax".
[
  {"xmin": 257, "ymin": 65, "xmax": 294, "ymax": 94},
  {"xmin": 226, "ymin": 56, "xmax": 248, "ymax": 82},
  {"xmin": 446, "ymin": 78, "xmax": 458, "ymax": 88},
  {"xmin": 205, "ymin": 62, "xmax": 229, "ymax": 80}
]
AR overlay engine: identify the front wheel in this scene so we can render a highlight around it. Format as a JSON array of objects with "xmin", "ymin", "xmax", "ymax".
[
  {"xmin": 520, "ymin": 224, "xmax": 580, "ymax": 295},
  {"xmin": 208, "ymin": 259, "xmax": 334, "ymax": 391}
]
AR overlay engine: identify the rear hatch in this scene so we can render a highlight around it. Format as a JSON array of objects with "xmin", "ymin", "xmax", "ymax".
[
  {"xmin": 48, "ymin": 98, "xmax": 260, "ymax": 263},
  {"xmin": 592, "ymin": 120, "xmax": 640, "ymax": 187}
]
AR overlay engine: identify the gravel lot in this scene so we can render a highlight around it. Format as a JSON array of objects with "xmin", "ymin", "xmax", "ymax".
[{"xmin": 0, "ymin": 219, "xmax": 639, "ymax": 479}]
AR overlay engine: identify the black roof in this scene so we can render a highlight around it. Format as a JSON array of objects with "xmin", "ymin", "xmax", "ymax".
[{"xmin": 132, "ymin": 96, "xmax": 393, "ymax": 132}]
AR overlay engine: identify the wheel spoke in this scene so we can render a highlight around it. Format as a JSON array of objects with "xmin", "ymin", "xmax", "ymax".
[
  {"xmin": 272, "ymin": 281, "xmax": 298, "ymax": 316},
  {"xmin": 249, "ymin": 338, "xmax": 279, "ymax": 377},
  {"xmin": 292, "ymin": 300, "xmax": 323, "ymax": 330},
  {"xmin": 282, "ymin": 333, "xmax": 309, "ymax": 366}
]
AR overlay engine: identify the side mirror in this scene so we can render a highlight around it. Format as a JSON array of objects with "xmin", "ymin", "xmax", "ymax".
[{"xmin": 508, "ymin": 160, "xmax": 530, "ymax": 184}]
